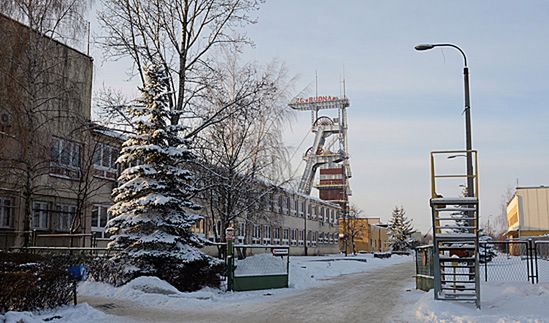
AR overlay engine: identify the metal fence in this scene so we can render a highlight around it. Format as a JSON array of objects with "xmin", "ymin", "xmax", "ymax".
[
  {"xmin": 480, "ymin": 240, "xmax": 532, "ymax": 282},
  {"xmin": 534, "ymin": 240, "xmax": 549, "ymax": 283},
  {"xmin": 417, "ymin": 239, "xmax": 549, "ymax": 287}
]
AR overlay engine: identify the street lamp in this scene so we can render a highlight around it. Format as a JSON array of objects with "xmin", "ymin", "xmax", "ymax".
[{"xmin": 415, "ymin": 43, "xmax": 474, "ymax": 200}]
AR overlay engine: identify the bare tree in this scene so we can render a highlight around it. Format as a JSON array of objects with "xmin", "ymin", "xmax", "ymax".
[
  {"xmin": 496, "ymin": 186, "xmax": 515, "ymax": 235},
  {"xmin": 346, "ymin": 207, "xmax": 368, "ymax": 255},
  {"xmin": 65, "ymin": 124, "xmax": 119, "ymax": 242},
  {"xmin": 193, "ymin": 54, "xmax": 292, "ymax": 251},
  {"xmin": 0, "ymin": 1, "xmax": 91, "ymax": 246},
  {"xmin": 96, "ymin": 0, "xmax": 263, "ymax": 134}
]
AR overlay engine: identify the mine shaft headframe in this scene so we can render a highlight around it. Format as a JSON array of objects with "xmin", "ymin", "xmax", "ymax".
[{"xmin": 288, "ymin": 96, "xmax": 350, "ymax": 111}]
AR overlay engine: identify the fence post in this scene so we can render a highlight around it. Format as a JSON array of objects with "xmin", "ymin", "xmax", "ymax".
[
  {"xmin": 483, "ymin": 242, "xmax": 487, "ymax": 282},
  {"xmin": 415, "ymin": 248, "xmax": 419, "ymax": 282},
  {"xmin": 534, "ymin": 241, "xmax": 539, "ymax": 284},
  {"xmin": 226, "ymin": 227, "xmax": 234, "ymax": 291},
  {"xmin": 527, "ymin": 239, "xmax": 538, "ymax": 284}
]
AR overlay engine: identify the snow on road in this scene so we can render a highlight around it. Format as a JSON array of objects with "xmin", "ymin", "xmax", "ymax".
[
  {"xmin": 80, "ymin": 257, "xmax": 416, "ymax": 323},
  {"xmin": 77, "ymin": 253, "xmax": 413, "ymax": 308}
]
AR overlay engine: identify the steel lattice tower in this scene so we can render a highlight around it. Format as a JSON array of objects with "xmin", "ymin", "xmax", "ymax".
[{"xmin": 288, "ymin": 96, "xmax": 352, "ymax": 207}]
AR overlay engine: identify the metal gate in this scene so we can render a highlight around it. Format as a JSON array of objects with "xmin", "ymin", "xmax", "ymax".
[
  {"xmin": 534, "ymin": 240, "xmax": 549, "ymax": 283},
  {"xmin": 480, "ymin": 240, "xmax": 537, "ymax": 283},
  {"xmin": 419, "ymin": 239, "xmax": 549, "ymax": 287}
]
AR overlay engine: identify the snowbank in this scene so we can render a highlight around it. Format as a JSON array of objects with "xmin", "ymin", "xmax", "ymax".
[
  {"xmin": 123, "ymin": 276, "xmax": 180, "ymax": 295},
  {"xmin": 0, "ymin": 303, "xmax": 109, "ymax": 323},
  {"xmin": 396, "ymin": 281, "xmax": 549, "ymax": 322}
]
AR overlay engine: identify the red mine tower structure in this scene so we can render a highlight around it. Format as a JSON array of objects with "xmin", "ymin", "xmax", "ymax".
[{"xmin": 288, "ymin": 95, "xmax": 352, "ymax": 209}]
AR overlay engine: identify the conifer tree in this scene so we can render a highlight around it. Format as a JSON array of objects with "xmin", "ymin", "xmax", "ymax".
[
  {"xmin": 106, "ymin": 63, "xmax": 218, "ymax": 288},
  {"xmin": 388, "ymin": 206, "xmax": 415, "ymax": 251}
]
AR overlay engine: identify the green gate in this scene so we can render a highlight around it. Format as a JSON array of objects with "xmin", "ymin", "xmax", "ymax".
[{"xmin": 227, "ymin": 244, "xmax": 290, "ymax": 292}]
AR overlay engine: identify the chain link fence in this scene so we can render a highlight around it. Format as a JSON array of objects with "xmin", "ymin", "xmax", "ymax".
[
  {"xmin": 480, "ymin": 240, "xmax": 531, "ymax": 282},
  {"xmin": 534, "ymin": 240, "xmax": 549, "ymax": 283}
]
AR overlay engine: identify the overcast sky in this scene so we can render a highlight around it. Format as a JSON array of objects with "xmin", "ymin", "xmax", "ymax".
[{"xmin": 90, "ymin": 1, "xmax": 549, "ymax": 234}]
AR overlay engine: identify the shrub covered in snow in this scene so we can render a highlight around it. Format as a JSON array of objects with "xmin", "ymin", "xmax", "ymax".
[
  {"xmin": 0, "ymin": 252, "xmax": 74, "ymax": 311},
  {"xmin": 104, "ymin": 62, "xmax": 222, "ymax": 291}
]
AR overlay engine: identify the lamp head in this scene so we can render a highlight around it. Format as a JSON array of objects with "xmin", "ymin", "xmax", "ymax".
[{"xmin": 415, "ymin": 44, "xmax": 435, "ymax": 51}]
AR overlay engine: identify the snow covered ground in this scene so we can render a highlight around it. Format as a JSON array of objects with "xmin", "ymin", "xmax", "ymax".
[
  {"xmin": 0, "ymin": 304, "xmax": 109, "ymax": 323},
  {"xmin": 6, "ymin": 253, "xmax": 549, "ymax": 322},
  {"xmin": 396, "ymin": 281, "xmax": 549, "ymax": 322},
  {"xmin": 1, "ymin": 253, "xmax": 411, "ymax": 322}
]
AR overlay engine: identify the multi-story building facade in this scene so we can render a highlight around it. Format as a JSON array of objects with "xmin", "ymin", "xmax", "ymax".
[
  {"xmin": 194, "ymin": 189, "xmax": 340, "ymax": 256},
  {"xmin": 506, "ymin": 186, "xmax": 549, "ymax": 239},
  {"xmin": 0, "ymin": 13, "xmax": 95, "ymax": 248}
]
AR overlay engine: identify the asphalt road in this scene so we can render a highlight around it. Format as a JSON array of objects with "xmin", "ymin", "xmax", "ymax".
[{"xmin": 82, "ymin": 261, "xmax": 416, "ymax": 323}]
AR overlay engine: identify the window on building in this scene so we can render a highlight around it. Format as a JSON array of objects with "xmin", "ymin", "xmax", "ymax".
[
  {"xmin": 32, "ymin": 201, "xmax": 49, "ymax": 229},
  {"xmin": 0, "ymin": 197, "xmax": 14, "ymax": 228},
  {"xmin": 320, "ymin": 207, "xmax": 325, "ymax": 222},
  {"xmin": 264, "ymin": 225, "xmax": 271, "ymax": 239},
  {"xmin": 285, "ymin": 196, "xmax": 291, "ymax": 215},
  {"xmin": 283, "ymin": 228, "xmax": 289, "ymax": 241},
  {"xmin": 93, "ymin": 142, "xmax": 119, "ymax": 179},
  {"xmin": 50, "ymin": 137, "xmax": 81, "ymax": 178},
  {"xmin": 191, "ymin": 219, "xmax": 204, "ymax": 234},
  {"xmin": 253, "ymin": 225, "xmax": 261, "ymax": 239},
  {"xmin": 91, "ymin": 205, "xmax": 111, "ymax": 238},
  {"xmin": 239, "ymin": 222, "xmax": 246, "ymax": 237},
  {"xmin": 268, "ymin": 193, "xmax": 274, "ymax": 211},
  {"xmin": 274, "ymin": 194, "xmax": 280, "ymax": 213},
  {"xmin": 274, "ymin": 227, "xmax": 280, "ymax": 241},
  {"xmin": 55, "ymin": 203, "xmax": 76, "ymax": 231}
]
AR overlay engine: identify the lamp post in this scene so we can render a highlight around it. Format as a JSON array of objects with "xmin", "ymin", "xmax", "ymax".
[{"xmin": 415, "ymin": 43, "xmax": 475, "ymax": 200}]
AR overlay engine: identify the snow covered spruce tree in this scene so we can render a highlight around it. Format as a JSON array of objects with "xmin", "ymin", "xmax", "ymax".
[
  {"xmin": 388, "ymin": 206, "xmax": 415, "ymax": 252},
  {"xmin": 105, "ymin": 63, "xmax": 222, "ymax": 291}
]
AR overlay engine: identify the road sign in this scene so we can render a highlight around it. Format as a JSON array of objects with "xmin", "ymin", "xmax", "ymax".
[{"xmin": 272, "ymin": 248, "xmax": 289, "ymax": 256}]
